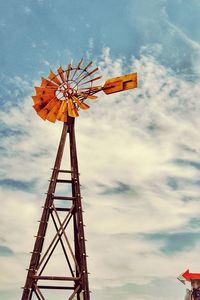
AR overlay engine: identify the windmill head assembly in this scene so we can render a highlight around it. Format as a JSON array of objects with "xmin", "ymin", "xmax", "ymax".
[{"xmin": 21, "ymin": 59, "xmax": 137, "ymax": 300}]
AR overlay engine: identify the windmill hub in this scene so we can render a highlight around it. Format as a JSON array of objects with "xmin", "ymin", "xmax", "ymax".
[
  {"xmin": 65, "ymin": 86, "xmax": 74, "ymax": 97},
  {"xmin": 60, "ymin": 86, "xmax": 74, "ymax": 99},
  {"xmin": 56, "ymin": 83, "xmax": 76, "ymax": 101}
]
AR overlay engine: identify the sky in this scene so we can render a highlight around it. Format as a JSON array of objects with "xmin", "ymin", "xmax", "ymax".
[{"xmin": 1, "ymin": 0, "xmax": 200, "ymax": 299}]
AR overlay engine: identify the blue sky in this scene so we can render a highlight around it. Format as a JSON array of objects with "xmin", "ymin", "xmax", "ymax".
[{"xmin": 1, "ymin": 0, "xmax": 200, "ymax": 299}]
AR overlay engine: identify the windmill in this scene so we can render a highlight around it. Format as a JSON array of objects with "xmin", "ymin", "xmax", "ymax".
[{"xmin": 21, "ymin": 59, "xmax": 137, "ymax": 300}]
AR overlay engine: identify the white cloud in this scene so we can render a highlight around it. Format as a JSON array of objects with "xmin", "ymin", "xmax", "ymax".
[{"xmin": 1, "ymin": 49, "xmax": 200, "ymax": 299}]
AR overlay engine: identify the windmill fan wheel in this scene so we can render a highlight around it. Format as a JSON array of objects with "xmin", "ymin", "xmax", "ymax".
[{"xmin": 32, "ymin": 59, "xmax": 102, "ymax": 123}]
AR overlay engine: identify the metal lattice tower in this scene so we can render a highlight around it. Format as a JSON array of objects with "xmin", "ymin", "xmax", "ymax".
[
  {"xmin": 21, "ymin": 60, "xmax": 137, "ymax": 300},
  {"xmin": 22, "ymin": 119, "xmax": 90, "ymax": 299}
]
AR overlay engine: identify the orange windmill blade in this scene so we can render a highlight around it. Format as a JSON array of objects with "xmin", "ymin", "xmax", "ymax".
[{"xmin": 32, "ymin": 60, "xmax": 138, "ymax": 123}]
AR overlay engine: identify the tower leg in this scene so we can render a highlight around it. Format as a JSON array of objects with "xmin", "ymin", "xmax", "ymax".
[{"xmin": 21, "ymin": 119, "xmax": 90, "ymax": 300}]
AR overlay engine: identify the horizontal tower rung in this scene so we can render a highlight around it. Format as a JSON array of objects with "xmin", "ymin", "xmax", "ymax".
[
  {"xmin": 53, "ymin": 196, "xmax": 76, "ymax": 201},
  {"xmin": 58, "ymin": 169, "xmax": 80, "ymax": 175},
  {"xmin": 33, "ymin": 275, "xmax": 80, "ymax": 281},
  {"xmin": 56, "ymin": 179, "xmax": 73, "ymax": 183},
  {"xmin": 54, "ymin": 207, "xmax": 72, "ymax": 212},
  {"xmin": 37, "ymin": 285, "xmax": 74, "ymax": 290}
]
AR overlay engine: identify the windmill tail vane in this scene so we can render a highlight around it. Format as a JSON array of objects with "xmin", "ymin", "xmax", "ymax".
[
  {"xmin": 21, "ymin": 59, "xmax": 137, "ymax": 300},
  {"xmin": 32, "ymin": 59, "xmax": 137, "ymax": 123}
]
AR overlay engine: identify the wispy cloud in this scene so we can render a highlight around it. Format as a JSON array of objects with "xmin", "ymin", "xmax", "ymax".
[
  {"xmin": 166, "ymin": 20, "xmax": 200, "ymax": 51},
  {"xmin": 127, "ymin": 0, "xmax": 200, "ymax": 77},
  {"xmin": 23, "ymin": 6, "xmax": 32, "ymax": 16}
]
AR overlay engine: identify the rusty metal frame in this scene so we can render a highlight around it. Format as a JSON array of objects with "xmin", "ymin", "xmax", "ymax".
[{"xmin": 21, "ymin": 118, "xmax": 90, "ymax": 300}]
